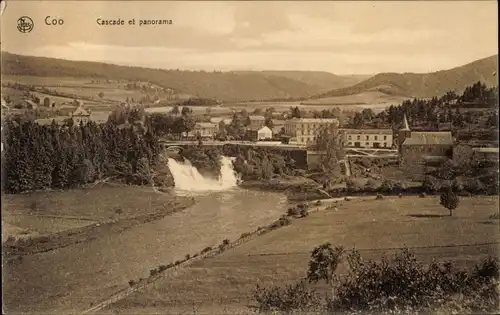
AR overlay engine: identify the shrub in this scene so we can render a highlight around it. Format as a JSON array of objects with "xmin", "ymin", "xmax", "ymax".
[
  {"xmin": 167, "ymin": 263, "xmax": 174, "ymax": 268},
  {"xmin": 201, "ymin": 246, "xmax": 212, "ymax": 254},
  {"xmin": 174, "ymin": 260, "xmax": 182, "ymax": 265},
  {"xmin": 327, "ymin": 249, "xmax": 499, "ymax": 314},
  {"xmin": 346, "ymin": 179, "xmax": 364, "ymax": 193},
  {"xmin": 254, "ymin": 280, "xmax": 320, "ymax": 313},
  {"xmin": 299, "ymin": 207, "xmax": 309, "ymax": 217},
  {"xmin": 287, "ymin": 207, "xmax": 300, "ymax": 216},
  {"xmin": 375, "ymin": 194, "xmax": 384, "ymax": 200},
  {"xmin": 158, "ymin": 265, "xmax": 168, "ymax": 272},
  {"xmin": 149, "ymin": 268, "xmax": 158, "ymax": 277},
  {"xmin": 365, "ymin": 179, "xmax": 378, "ymax": 192},
  {"xmin": 185, "ymin": 254, "xmax": 191, "ymax": 260},
  {"xmin": 5, "ymin": 236, "xmax": 16, "ymax": 245},
  {"xmin": 128, "ymin": 280, "xmax": 136, "ymax": 287},
  {"xmin": 419, "ymin": 192, "xmax": 427, "ymax": 198},
  {"xmin": 222, "ymin": 239, "xmax": 230, "ymax": 246},
  {"xmin": 270, "ymin": 216, "xmax": 292, "ymax": 229},
  {"xmin": 240, "ymin": 232, "xmax": 251, "ymax": 239},
  {"xmin": 421, "ymin": 177, "xmax": 439, "ymax": 193},
  {"xmin": 474, "ymin": 256, "xmax": 500, "ymax": 281}
]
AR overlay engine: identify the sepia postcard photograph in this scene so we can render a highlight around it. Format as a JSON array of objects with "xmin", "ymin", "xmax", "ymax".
[{"xmin": 0, "ymin": 1, "xmax": 499, "ymax": 314}]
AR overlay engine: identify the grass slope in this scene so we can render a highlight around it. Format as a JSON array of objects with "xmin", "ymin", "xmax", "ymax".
[
  {"xmin": 2, "ymin": 52, "xmax": 333, "ymax": 102},
  {"xmin": 314, "ymin": 55, "xmax": 498, "ymax": 99},
  {"xmin": 107, "ymin": 196, "xmax": 499, "ymax": 314}
]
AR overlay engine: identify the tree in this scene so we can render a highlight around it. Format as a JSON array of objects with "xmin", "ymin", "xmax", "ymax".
[
  {"xmin": 421, "ymin": 176, "xmax": 438, "ymax": 193},
  {"xmin": 307, "ymin": 243, "xmax": 344, "ymax": 284},
  {"xmin": 98, "ymin": 92, "xmax": 104, "ymax": 98},
  {"xmin": 440, "ymin": 188, "xmax": 459, "ymax": 216},
  {"xmin": 290, "ymin": 106, "xmax": 302, "ymax": 118},
  {"xmin": 181, "ymin": 106, "xmax": 192, "ymax": 116},
  {"xmin": 170, "ymin": 105, "xmax": 180, "ymax": 115},
  {"xmin": 314, "ymin": 125, "xmax": 344, "ymax": 173},
  {"xmin": 265, "ymin": 117, "xmax": 274, "ymax": 129},
  {"xmin": 217, "ymin": 121, "xmax": 227, "ymax": 139}
]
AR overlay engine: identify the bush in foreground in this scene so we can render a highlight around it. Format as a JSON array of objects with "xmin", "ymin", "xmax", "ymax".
[{"xmin": 253, "ymin": 247, "xmax": 499, "ymax": 314}]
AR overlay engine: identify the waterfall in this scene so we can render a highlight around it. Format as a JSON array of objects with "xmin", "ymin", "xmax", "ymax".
[{"xmin": 167, "ymin": 156, "xmax": 238, "ymax": 191}]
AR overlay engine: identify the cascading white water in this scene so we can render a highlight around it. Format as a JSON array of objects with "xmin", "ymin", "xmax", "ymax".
[{"xmin": 167, "ymin": 156, "xmax": 238, "ymax": 191}]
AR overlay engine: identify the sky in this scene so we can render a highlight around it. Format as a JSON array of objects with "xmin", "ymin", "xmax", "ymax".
[{"xmin": 1, "ymin": 1, "xmax": 498, "ymax": 74}]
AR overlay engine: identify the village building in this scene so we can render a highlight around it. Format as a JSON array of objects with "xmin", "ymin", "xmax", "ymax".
[
  {"xmin": 189, "ymin": 122, "xmax": 219, "ymax": 140},
  {"xmin": 246, "ymin": 126, "xmax": 273, "ymax": 141},
  {"xmin": 24, "ymin": 99, "xmax": 38, "ymax": 109},
  {"xmin": 70, "ymin": 105, "xmax": 91, "ymax": 125},
  {"xmin": 398, "ymin": 114, "xmax": 455, "ymax": 165},
  {"xmin": 43, "ymin": 97, "xmax": 51, "ymax": 107},
  {"xmin": 248, "ymin": 115, "xmax": 266, "ymax": 129},
  {"xmin": 209, "ymin": 117, "xmax": 233, "ymax": 125},
  {"xmin": 340, "ymin": 128, "xmax": 394, "ymax": 148},
  {"xmin": 284, "ymin": 118, "xmax": 340, "ymax": 145}
]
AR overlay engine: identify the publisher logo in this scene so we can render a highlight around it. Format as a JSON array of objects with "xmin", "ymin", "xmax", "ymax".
[{"xmin": 17, "ymin": 16, "xmax": 34, "ymax": 33}]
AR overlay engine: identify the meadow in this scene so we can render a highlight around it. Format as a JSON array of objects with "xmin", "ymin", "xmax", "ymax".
[
  {"xmin": 1, "ymin": 184, "xmax": 186, "ymax": 241},
  {"xmin": 106, "ymin": 195, "xmax": 499, "ymax": 314}
]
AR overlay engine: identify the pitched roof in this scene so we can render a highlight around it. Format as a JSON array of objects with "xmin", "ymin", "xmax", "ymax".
[
  {"xmin": 247, "ymin": 126, "xmax": 272, "ymax": 132},
  {"xmin": 472, "ymin": 147, "xmax": 499, "ymax": 153},
  {"xmin": 25, "ymin": 100, "xmax": 38, "ymax": 107},
  {"xmin": 287, "ymin": 118, "xmax": 339, "ymax": 124},
  {"xmin": 195, "ymin": 122, "xmax": 218, "ymax": 128},
  {"xmin": 402, "ymin": 132, "xmax": 454, "ymax": 145},
  {"xmin": 340, "ymin": 128, "xmax": 393, "ymax": 135},
  {"xmin": 249, "ymin": 115, "xmax": 265, "ymax": 120},
  {"xmin": 210, "ymin": 117, "xmax": 233, "ymax": 125},
  {"xmin": 73, "ymin": 106, "xmax": 90, "ymax": 116}
]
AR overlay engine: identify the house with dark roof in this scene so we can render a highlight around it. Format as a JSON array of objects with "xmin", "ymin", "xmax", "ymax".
[
  {"xmin": 398, "ymin": 114, "xmax": 455, "ymax": 165},
  {"xmin": 187, "ymin": 122, "xmax": 219, "ymax": 140}
]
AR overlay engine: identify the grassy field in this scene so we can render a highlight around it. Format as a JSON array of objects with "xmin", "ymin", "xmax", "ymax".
[
  {"xmin": 302, "ymin": 91, "xmax": 409, "ymax": 106},
  {"xmin": 1, "ymin": 184, "xmax": 185, "ymax": 241},
  {"xmin": 107, "ymin": 195, "xmax": 499, "ymax": 314}
]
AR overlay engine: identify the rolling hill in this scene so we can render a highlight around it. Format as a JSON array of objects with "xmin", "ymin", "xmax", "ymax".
[
  {"xmin": 1, "ymin": 52, "xmax": 357, "ymax": 102},
  {"xmin": 313, "ymin": 55, "xmax": 498, "ymax": 99},
  {"xmin": 233, "ymin": 70, "xmax": 368, "ymax": 93}
]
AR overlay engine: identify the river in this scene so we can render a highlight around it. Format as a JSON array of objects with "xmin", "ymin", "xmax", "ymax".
[{"xmin": 3, "ymin": 158, "xmax": 288, "ymax": 314}]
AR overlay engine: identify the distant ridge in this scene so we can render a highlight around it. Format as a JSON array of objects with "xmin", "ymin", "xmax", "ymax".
[
  {"xmin": 312, "ymin": 55, "xmax": 499, "ymax": 99},
  {"xmin": 1, "ymin": 51, "xmax": 358, "ymax": 102},
  {"xmin": 233, "ymin": 70, "xmax": 368, "ymax": 93}
]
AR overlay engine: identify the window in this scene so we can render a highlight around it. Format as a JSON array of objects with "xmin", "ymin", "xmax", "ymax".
[
  {"xmin": 357, "ymin": 135, "xmax": 360, "ymax": 140},
  {"xmin": 374, "ymin": 136, "xmax": 378, "ymax": 140},
  {"xmin": 384, "ymin": 136, "xmax": 387, "ymax": 140},
  {"xmin": 365, "ymin": 142, "xmax": 369, "ymax": 146},
  {"xmin": 348, "ymin": 135, "xmax": 352, "ymax": 140},
  {"xmin": 366, "ymin": 135, "xmax": 369, "ymax": 140},
  {"xmin": 348, "ymin": 142, "xmax": 352, "ymax": 146},
  {"xmin": 383, "ymin": 143, "xmax": 387, "ymax": 147}
]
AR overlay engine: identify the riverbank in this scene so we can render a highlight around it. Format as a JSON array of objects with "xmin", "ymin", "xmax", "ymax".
[
  {"xmin": 3, "ymin": 188, "xmax": 288, "ymax": 314},
  {"xmin": 2, "ymin": 184, "xmax": 195, "ymax": 261}
]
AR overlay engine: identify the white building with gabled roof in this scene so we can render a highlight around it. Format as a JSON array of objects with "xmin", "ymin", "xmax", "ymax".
[{"xmin": 70, "ymin": 104, "xmax": 91, "ymax": 125}]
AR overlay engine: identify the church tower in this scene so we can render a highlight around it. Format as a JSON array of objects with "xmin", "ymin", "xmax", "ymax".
[{"xmin": 398, "ymin": 113, "xmax": 411, "ymax": 151}]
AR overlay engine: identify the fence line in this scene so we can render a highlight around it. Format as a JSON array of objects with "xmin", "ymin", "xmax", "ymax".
[{"xmin": 82, "ymin": 195, "xmax": 377, "ymax": 314}]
